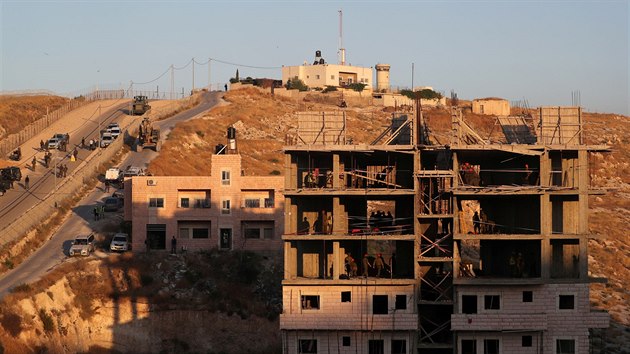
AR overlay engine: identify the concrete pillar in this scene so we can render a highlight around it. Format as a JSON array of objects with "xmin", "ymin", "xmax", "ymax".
[
  {"xmin": 332, "ymin": 153, "xmax": 340, "ymax": 189},
  {"xmin": 333, "ymin": 197, "xmax": 346, "ymax": 234},
  {"xmin": 540, "ymin": 194, "xmax": 552, "ymax": 279},
  {"xmin": 333, "ymin": 242, "xmax": 340, "ymax": 280},
  {"xmin": 539, "ymin": 150, "xmax": 551, "ymax": 187},
  {"xmin": 284, "ymin": 242, "xmax": 296, "ymax": 280}
]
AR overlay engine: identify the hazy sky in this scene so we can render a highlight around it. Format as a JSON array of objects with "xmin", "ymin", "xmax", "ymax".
[{"xmin": 1, "ymin": 0, "xmax": 628, "ymax": 114}]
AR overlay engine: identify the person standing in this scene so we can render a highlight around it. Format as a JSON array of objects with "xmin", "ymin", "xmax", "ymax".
[
  {"xmin": 362, "ymin": 253, "xmax": 372, "ymax": 277},
  {"xmin": 374, "ymin": 254, "xmax": 385, "ymax": 277},
  {"xmin": 32, "ymin": 157, "xmax": 37, "ymax": 170},
  {"xmin": 171, "ymin": 236, "xmax": 177, "ymax": 254},
  {"xmin": 104, "ymin": 180, "xmax": 110, "ymax": 192},
  {"xmin": 93, "ymin": 206, "xmax": 98, "ymax": 221},
  {"xmin": 24, "ymin": 175, "xmax": 30, "ymax": 190}
]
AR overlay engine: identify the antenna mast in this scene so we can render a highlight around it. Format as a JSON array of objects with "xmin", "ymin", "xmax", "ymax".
[{"xmin": 338, "ymin": 9, "xmax": 346, "ymax": 65}]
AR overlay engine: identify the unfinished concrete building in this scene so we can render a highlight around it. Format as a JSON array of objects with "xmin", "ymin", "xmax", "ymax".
[{"xmin": 279, "ymin": 105, "xmax": 609, "ymax": 354}]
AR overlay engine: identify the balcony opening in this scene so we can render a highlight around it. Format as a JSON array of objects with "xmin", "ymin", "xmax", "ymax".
[
  {"xmin": 458, "ymin": 151, "xmax": 540, "ymax": 187},
  {"xmin": 459, "ymin": 240, "xmax": 541, "ymax": 279},
  {"xmin": 177, "ymin": 189, "xmax": 211, "ymax": 209},
  {"xmin": 551, "ymin": 239, "xmax": 580, "ymax": 278},
  {"xmin": 458, "ymin": 197, "xmax": 540, "ymax": 235},
  {"xmin": 549, "ymin": 150, "xmax": 579, "ymax": 187},
  {"xmin": 345, "ymin": 196, "xmax": 414, "ymax": 235},
  {"xmin": 484, "ymin": 339, "xmax": 500, "ymax": 354},
  {"xmin": 178, "ymin": 221, "xmax": 211, "ymax": 239},
  {"xmin": 339, "ymin": 151, "xmax": 414, "ymax": 190},
  {"xmin": 296, "ymin": 197, "xmax": 333, "ymax": 235},
  {"xmin": 242, "ymin": 221, "xmax": 275, "ymax": 240}
]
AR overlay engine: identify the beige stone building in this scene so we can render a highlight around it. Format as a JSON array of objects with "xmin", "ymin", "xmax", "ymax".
[
  {"xmin": 123, "ymin": 154, "xmax": 284, "ymax": 254},
  {"xmin": 472, "ymin": 97, "xmax": 510, "ymax": 116},
  {"xmin": 279, "ymin": 107, "xmax": 608, "ymax": 353},
  {"xmin": 282, "ymin": 51, "xmax": 373, "ymax": 90}
]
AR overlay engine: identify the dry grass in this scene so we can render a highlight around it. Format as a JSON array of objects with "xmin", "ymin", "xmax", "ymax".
[{"xmin": 0, "ymin": 95, "xmax": 68, "ymax": 139}]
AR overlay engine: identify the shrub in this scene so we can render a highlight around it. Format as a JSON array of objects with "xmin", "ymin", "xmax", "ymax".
[
  {"xmin": 195, "ymin": 130, "xmax": 205, "ymax": 138},
  {"xmin": 39, "ymin": 309, "xmax": 55, "ymax": 334},
  {"xmin": 348, "ymin": 83, "xmax": 367, "ymax": 93},
  {"xmin": 322, "ymin": 86, "xmax": 338, "ymax": 93},
  {"xmin": 400, "ymin": 88, "xmax": 443, "ymax": 100},
  {"xmin": 269, "ymin": 170, "xmax": 281, "ymax": 175},
  {"xmin": 10, "ymin": 283, "xmax": 31, "ymax": 293},
  {"xmin": 3, "ymin": 259, "xmax": 14, "ymax": 270},
  {"xmin": 1, "ymin": 312, "xmax": 22, "ymax": 337},
  {"xmin": 285, "ymin": 78, "xmax": 308, "ymax": 92}
]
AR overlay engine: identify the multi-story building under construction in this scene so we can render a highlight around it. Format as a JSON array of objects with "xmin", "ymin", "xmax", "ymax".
[{"xmin": 279, "ymin": 107, "xmax": 609, "ymax": 354}]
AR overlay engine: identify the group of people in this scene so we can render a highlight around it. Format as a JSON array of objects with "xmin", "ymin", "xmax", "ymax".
[
  {"xmin": 298, "ymin": 211, "xmax": 334, "ymax": 235},
  {"xmin": 93, "ymin": 205, "xmax": 105, "ymax": 221},
  {"xmin": 343, "ymin": 252, "xmax": 395, "ymax": 278},
  {"xmin": 369, "ymin": 210, "xmax": 394, "ymax": 230},
  {"xmin": 460, "ymin": 162, "xmax": 481, "ymax": 186},
  {"xmin": 472, "ymin": 209, "xmax": 497, "ymax": 234}
]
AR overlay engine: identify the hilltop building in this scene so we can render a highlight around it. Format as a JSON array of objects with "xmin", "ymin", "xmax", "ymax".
[
  {"xmin": 123, "ymin": 133, "xmax": 284, "ymax": 254},
  {"xmin": 472, "ymin": 97, "xmax": 510, "ymax": 116},
  {"xmin": 282, "ymin": 51, "xmax": 373, "ymax": 90},
  {"xmin": 279, "ymin": 106, "xmax": 609, "ymax": 353}
]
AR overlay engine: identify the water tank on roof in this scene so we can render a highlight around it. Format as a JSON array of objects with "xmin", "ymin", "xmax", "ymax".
[
  {"xmin": 215, "ymin": 144, "xmax": 225, "ymax": 154},
  {"xmin": 227, "ymin": 127, "xmax": 236, "ymax": 139},
  {"xmin": 319, "ymin": 58, "xmax": 325, "ymax": 64},
  {"xmin": 315, "ymin": 50, "xmax": 321, "ymax": 58}
]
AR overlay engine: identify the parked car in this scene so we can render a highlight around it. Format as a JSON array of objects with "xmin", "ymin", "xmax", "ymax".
[
  {"xmin": 100, "ymin": 132, "xmax": 114, "ymax": 148},
  {"xmin": 69, "ymin": 234, "xmax": 95, "ymax": 256},
  {"xmin": 107, "ymin": 123, "xmax": 121, "ymax": 139},
  {"xmin": 105, "ymin": 168, "xmax": 123, "ymax": 186},
  {"xmin": 109, "ymin": 233, "xmax": 130, "ymax": 252},
  {"xmin": 112, "ymin": 190, "xmax": 125, "ymax": 205},
  {"xmin": 103, "ymin": 196, "xmax": 121, "ymax": 212},
  {"xmin": 48, "ymin": 133, "xmax": 69, "ymax": 151},
  {"xmin": 47, "ymin": 137, "xmax": 61, "ymax": 150}
]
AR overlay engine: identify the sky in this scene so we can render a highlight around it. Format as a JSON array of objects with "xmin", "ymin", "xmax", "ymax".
[{"xmin": 1, "ymin": 0, "xmax": 628, "ymax": 114}]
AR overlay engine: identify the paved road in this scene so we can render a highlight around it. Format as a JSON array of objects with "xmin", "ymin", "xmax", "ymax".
[
  {"xmin": 0, "ymin": 101, "xmax": 130, "ymax": 232},
  {"xmin": 0, "ymin": 91, "xmax": 223, "ymax": 297}
]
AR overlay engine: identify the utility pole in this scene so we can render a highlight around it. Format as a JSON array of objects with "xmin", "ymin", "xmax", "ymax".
[
  {"xmin": 170, "ymin": 64, "xmax": 174, "ymax": 100},
  {"xmin": 192, "ymin": 57, "xmax": 195, "ymax": 94},
  {"xmin": 208, "ymin": 58, "xmax": 211, "ymax": 90}
]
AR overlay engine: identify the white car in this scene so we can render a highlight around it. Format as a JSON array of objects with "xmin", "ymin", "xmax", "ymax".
[
  {"xmin": 109, "ymin": 233, "xmax": 130, "ymax": 252},
  {"xmin": 100, "ymin": 133, "xmax": 114, "ymax": 148},
  {"xmin": 107, "ymin": 123, "xmax": 121, "ymax": 139},
  {"xmin": 69, "ymin": 234, "xmax": 95, "ymax": 256}
]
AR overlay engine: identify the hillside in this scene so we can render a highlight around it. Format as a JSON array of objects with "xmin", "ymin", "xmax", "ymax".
[{"xmin": 0, "ymin": 95, "xmax": 69, "ymax": 140}]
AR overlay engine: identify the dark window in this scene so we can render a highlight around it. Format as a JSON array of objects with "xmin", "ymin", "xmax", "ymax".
[
  {"xmin": 342, "ymin": 336, "xmax": 351, "ymax": 346},
  {"xmin": 219, "ymin": 228, "xmax": 232, "ymax": 249},
  {"xmin": 462, "ymin": 295, "xmax": 478, "ymax": 314},
  {"xmin": 298, "ymin": 339, "xmax": 317, "ymax": 354},
  {"xmin": 484, "ymin": 339, "xmax": 499, "ymax": 354},
  {"xmin": 301, "ymin": 295, "xmax": 320, "ymax": 310},
  {"xmin": 149, "ymin": 198, "xmax": 164, "ymax": 208},
  {"xmin": 264, "ymin": 198, "xmax": 274, "ymax": 208},
  {"xmin": 462, "ymin": 339, "xmax": 477, "ymax": 354},
  {"xmin": 523, "ymin": 291, "xmax": 533, "ymax": 302},
  {"xmin": 263, "ymin": 228, "xmax": 274, "ymax": 239},
  {"xmin": 556, "ymin": 339, "xmax": 575, "ymax": 354},
  {"xmin": 484, "ymin": 295, "xmax": 501, "ymax": 310},
  {"xmin": 559, "ymin": 295, "xmax": 575, "ymax": 309},
  {"xmin": 194, "ymin": 198, "xmax": 210, "ymax": 208},
  {"xmin": 192, "ymin": 228, "xmax": 209, "ymax": 239},
  {"xmin": 341, "ymin": 291, "xmax": 351, "ymax": 303},
  {"xmin": 395, "ymin": 295, "xmax": 407, "ymax": 310},
  {"xmin": 368, "ymin": 340, "xmax": 384, "ymax": 354},
  {"xmin": 373, "ymin": 295, "xmax": 388, "ymax": 314},
  {"xmin": 180, "ymin": 198, "xmax": 189, "ymax": 208},
  {"xmin": 244, "ymin": 228, "xmax": 261, "ymax": 239},
  {"xmin": 391, "ymin": 340, "xmax": 406, "ymax": 354},
  {"xmin": 522, "ymin": 336, "xmax": 532, "ymax": 347}
]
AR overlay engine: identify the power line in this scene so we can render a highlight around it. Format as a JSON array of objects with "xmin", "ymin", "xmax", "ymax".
[{"xmin": 209, "ymin": 57, "xmax": 281, "ymax": 69}]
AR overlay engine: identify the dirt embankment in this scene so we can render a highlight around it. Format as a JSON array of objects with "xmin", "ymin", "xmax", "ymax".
[
  {"xmin": 0, "ymin": 95, "xmax": 69, "ymax": 140},
  {"xmin": 0, "ymin": 251, "xmax": 282, "ymax": 354}
]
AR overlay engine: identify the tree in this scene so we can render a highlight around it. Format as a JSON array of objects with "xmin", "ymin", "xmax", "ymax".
[
  {"xmin": 401, "ymin": 89, "xmax": 443, "ymax": 100},
  {"xmin": 235, "ymin": 69, "xmax": 240, "ymax": 81},
  {"xmin": 348, "ymin": 83, "xmax": 367, "ymax": 94},
  {"xmin": 285, "ymin": 77, "xmax": 308, "ymax": 92}
]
